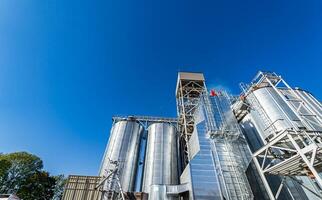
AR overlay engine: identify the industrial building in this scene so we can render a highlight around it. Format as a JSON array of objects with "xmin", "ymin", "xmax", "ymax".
[{"xmin": 62, "ymin": 71, "xmax": 322, "ymax": 200}]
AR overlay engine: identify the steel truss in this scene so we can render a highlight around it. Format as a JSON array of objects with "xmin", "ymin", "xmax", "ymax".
[
  {"xmin": 176, "ymin": 76, "xmax": 206, "ymax": 165},
  {"xmin": 112, "ymin": 115, "xmax": 177, "ymax": 129},
  {"xmin": 253, "ymin": 128, "xmax": 322, "ymax": 199},
  {"xmin": 241, "ymin": 71, "xmax": 322, "ymax": 200}
]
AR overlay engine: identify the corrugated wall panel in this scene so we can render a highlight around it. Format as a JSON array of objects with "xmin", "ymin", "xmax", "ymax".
[{"xmin": 62, "ymin": 175, "xmax": 102, "ymax": 200}]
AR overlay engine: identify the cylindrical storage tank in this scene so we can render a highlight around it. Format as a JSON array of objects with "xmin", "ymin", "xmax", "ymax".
[
  {"xmin": 99, "ymin": 120, "xmax": 144, "ymax": 192},
  {"xmin": 250, "ymin": 87, "xmax": 305, "ymax": 139},
  {"xmin": 142, "ymin": 123, "xmax": 179, "ymax": 199},
  {"xmin": 295, "ymin": 89, "xmax": 322, "ymax": 116},
  {"xmin": 293, "ymin": 89, "xmax": 322, "ymax": 131}
]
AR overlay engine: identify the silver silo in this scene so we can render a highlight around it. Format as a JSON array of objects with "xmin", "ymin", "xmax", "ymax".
[
  {"xmin": 252, "ymin": 87, "xmax": 305, "ymax": 137},
  {"xmin": 247, "ymin": 86, "xmax": 322, "ymax": 142},
  {"xmin": 293, "ymin": 89, "xmax": 322, "ymax": 117},
  {"xmin": 142, "ymin": 123, "xmax": 179, "ymax": 199},
  {"xmin": 286, "ymin": 88, "xmax": 322, "ymax": 131},
  {"xmin": 236, "ymin": 72, "xmax": 322, "ymax": 200},
  {"xmin": 99, "ymin": 120, "xmax": 144, "ymax": 193}
]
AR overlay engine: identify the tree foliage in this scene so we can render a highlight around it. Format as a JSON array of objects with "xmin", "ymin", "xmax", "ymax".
[{"xmin": 0, "ymin": 152, "xmax": 65, "ymax": 200}]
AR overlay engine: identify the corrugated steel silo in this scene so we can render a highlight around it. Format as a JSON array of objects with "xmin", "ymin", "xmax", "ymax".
[
  {"xmin": 294, "ymin": 89, "xmax": 322, "ymax": 117},
  {"xmin": 236, "ymin": 71, "xmax": 322, "ymax": 200},
  {"xmin": 99, "ymin": 120, "xmax": 144, "ymax": 193},
  {"xmin": 142, "ymin": 122, "xmax": 179, "ymax": 199},
  {"xmin": 251, "ymin": 87, "xmax": 305, "ymax": 138},
  {"xmin": 245, "ymin": 86, "xmax": 322, "ymax": 143},
  {"xmin": 285, "ymin": 88, "xmax": 322, "ymax": 131}
]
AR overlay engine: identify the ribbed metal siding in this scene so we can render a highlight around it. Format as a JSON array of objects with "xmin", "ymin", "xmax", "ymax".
[
  {"xmin": 99, "ymin": 120, "xmax": 143, "ymax": 192},
  {"xmin": 62, "ymin": 175, "xmax": 102, "ymax": 200},
  {"xmin": 142, "ymin": 123, "xmax": 179, "ymax": 194}
]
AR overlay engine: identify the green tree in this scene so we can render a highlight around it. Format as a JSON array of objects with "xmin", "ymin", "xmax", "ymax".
[
  {"xmin": 0, "ymin": 152, "xmax": 65, "ymax": 200},
  {"xmin": 17, "ymin": 171, "xmax": 56, "ymax": 200},
  {"xmin": 0, "ymin": 152, "xmax": 43, "ymax": 193},
  {"xmin": 0, "ymin": 158, "xmax": 12, "ymax": 192}
]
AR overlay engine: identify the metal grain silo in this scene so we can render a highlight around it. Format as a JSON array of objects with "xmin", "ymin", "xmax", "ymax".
[
  {"xmin": 236, "ymin": 72, "xmax": 322, "ymax": 200},
  {"xmin": 250, "ymin": 87, "xmax": 305, "ymax": 139},
  {"xmin": 99, "ymin": 120, "xmax": 144, "ymax": 193},
  {"xmin": 294, "ymin": 89, "xmax": 322, "ymax": 116},
  {"xmin": 142, "ymin": 123, "xmax": 179, "ymax": 199},
  {"xmin": 291, "ymin": 88, "xmax": 322, "ymax": 131}
]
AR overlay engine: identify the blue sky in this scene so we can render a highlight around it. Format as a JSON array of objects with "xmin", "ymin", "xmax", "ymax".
[{"xmin": 0, "ymin": 0, "xmax": 321, "ymax": 175}]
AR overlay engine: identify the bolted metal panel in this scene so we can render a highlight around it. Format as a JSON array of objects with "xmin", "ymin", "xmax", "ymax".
[
  {"xmin": 142, "ymin": 123, "xmax": 179, "ymax": 198},
  {"xmin": 99, "ymin": 120, "xmax": 144, "ymax": 193}
]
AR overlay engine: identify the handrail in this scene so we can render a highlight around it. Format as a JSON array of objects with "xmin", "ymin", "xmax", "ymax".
[{"xmin": 264, "ymin": 119, "xmax": 284, "ymax": 132}]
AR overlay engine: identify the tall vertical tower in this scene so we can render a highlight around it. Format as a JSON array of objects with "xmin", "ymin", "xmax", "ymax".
[{"xmin": 176, "ymin": 72, "xmax": 207, "ymax": 165}]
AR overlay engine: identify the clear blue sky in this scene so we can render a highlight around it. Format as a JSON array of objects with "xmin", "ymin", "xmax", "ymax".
[{"xmin": 0, "ymin": 0, "xmax": 321, "ymax": 176}]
